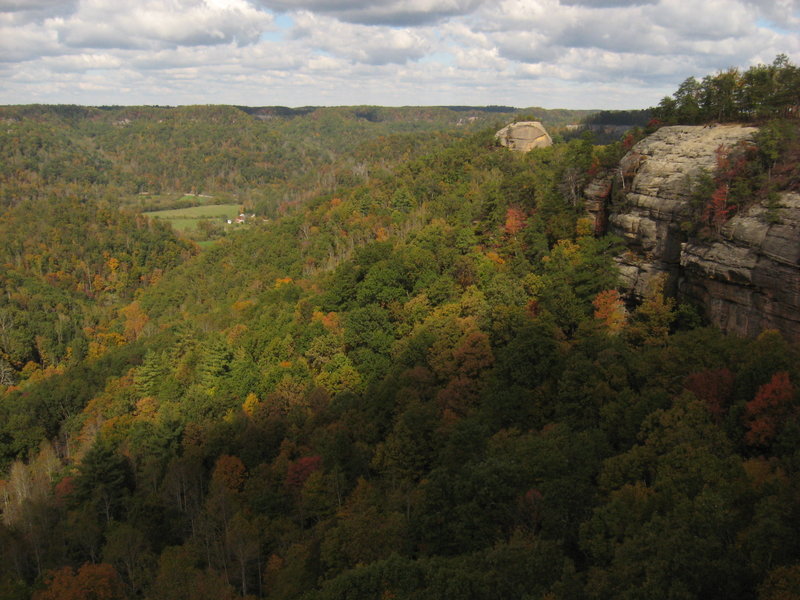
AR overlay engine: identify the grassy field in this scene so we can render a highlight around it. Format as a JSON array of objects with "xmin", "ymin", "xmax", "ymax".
[{"xmin": 144, "ymin": 203, "xmax": 240, "ymax": 232}]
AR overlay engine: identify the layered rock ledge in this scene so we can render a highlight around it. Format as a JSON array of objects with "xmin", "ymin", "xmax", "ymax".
[
  {"xmin": 589, "ymin": 124, "xmax": 800, "ymax": 341},
  {"xmin": 680, "ymin": 192, "xmax": 800, "ymax": 340}
]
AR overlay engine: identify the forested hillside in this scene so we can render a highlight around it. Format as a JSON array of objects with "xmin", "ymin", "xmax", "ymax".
[
  {"xmin": 0, "ymin": 104, "xmax": 591, "ymax": 214},
  {"xmin": 2, "ymin": 60, "xmax": 800, "ymax": 600},
  {"xmin": 0, "ymin": 103, "xmax": 596, "ymax": 388}
]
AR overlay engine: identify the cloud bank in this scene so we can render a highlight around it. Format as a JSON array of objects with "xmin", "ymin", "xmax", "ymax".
[{"xmin": 1, "ymin": 0, "xmax": 798, "ymax": 108}]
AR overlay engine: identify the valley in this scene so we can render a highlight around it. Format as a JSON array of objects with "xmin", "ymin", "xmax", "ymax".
[{"xmin": 1, "ymin": 58, "xmax": 799, "ymax": 600}]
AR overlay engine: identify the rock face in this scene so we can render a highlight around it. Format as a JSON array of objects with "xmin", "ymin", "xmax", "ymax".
[
  {"xmin": 495, "ymin": 121, "xmax": 553, "ymax": 152},
  {"xmin": 595, "ymin": 124, "xmax": 800, "ymax": 342},
  {"xmin": 680, "ymin": 193, "xmax": 800, "ymax": 341}
]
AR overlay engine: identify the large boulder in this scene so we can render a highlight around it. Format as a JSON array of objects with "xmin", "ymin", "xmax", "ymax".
[{"xmin": 495, "ymin": 121, "xmax": 553, "ymax": 152}]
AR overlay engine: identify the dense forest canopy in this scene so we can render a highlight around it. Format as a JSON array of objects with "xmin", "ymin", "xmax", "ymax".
[
  {"xmin": 1, "ymin": 58, "xmax": 800, "ymax": 600},
  {"xmin": 0, "ymin": 104, "xmax": 593, "ymax": 212}
]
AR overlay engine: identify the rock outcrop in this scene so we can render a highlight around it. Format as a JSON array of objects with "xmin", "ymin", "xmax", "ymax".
[
  {"xmin": 496, "ymin": 121, "xmax": 553, "ymax": 152},
  {"xmin": 680, "ymin": 193, "xmax": 800, "ymax": 340},
  {"xmin": 592, "ymin": 124, "xmax": 800, "ymax": 342}
]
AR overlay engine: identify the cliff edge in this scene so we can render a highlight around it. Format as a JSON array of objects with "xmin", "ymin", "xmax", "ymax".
[{"xmin": 587, "ymin": 124, "xmax": 800, "ymax": 341}]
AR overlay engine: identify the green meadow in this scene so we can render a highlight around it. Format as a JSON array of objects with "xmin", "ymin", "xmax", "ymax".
[{"xmin": 144, "ymin": 203, "xmax": 241, "ymax": 232}]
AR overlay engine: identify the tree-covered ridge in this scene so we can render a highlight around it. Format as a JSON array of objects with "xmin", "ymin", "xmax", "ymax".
[
  {"xmin": 0, "ymin": 104, "xmax": 588, "ymax": 392},
  {"xmin": 0, "ymin": 104, "xmax": 593, "ymax": 216},
  {"xmin": 2, "ymin": 61, "xmax": 800, "ymax": 600},
  {"xmin": 653, "ymin": 55, "xmax": 800, "ymax": 125}
]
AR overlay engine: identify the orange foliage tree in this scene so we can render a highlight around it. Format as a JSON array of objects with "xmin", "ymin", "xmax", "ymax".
[
  {"xmin": 592, "ymin": 289, "xmax": 626, "ymax": 334},
  {"xmin": 119, "ymin": 301, "xmax": 150, "ymax": 342},
  {"xmin": 33, "ymin": 563, "xmax": 125, "ymax": 600},
  {"xmin": 504, "ymin": 207, "xmax": 526, "ymax": 237},
  {"xmin": 211, "ymin": 454, "xmax": 247, "ymax": 495}
]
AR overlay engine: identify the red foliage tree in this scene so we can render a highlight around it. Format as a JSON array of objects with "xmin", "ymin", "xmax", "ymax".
[
  {"xmin": 434, "ymin": 329, "xmax": 494, "ymax": 419},
  {"xmin": 760, "ymin": 564, "xmax": 800, "ymax": 600},
  {"xmin": 586, "ymin": 156, "xmax": 601, "ymax": 178},
  {"xmin": 436, "ymin": 376, "xmax": 476, "ymax": 420},
  {"xmin": 622, "ymin": 132, "xmax": 636, "ymax": 151},
  {"xmin": 703, "ymin": 143, "xmax": 751, "ymax": 232},
  {"xmin": 285, "ymin": 456, "xmax": 322, "ymax": 493},
  {"xmin": 685, "ymin": 368, "xmax": 735, "ymax": 422},
  {"xmin": 704, "ymin": 184, "xmax": 735, "ymax": 232},
  {"xmin": 744, "ymin": 371, "xmax": 796, "ymax": 447},
  {"xmin": 518, "ymin": 488, "xmax": 544, "ymax": 533},
  {"xmin": 53, "ymin": 475, "xmax": 76, "ymax": 506},
  {"xmin": 451, "ymin": 330, "xmax": 494, "ymax": 379}
]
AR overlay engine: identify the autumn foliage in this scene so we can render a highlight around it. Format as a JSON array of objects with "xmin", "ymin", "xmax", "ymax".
[
  {"xmin": 704, "ymin": 184, "xmax": 734, "ymax": 232},
  {"xmin": 3, "ymin": 65, "xmax": 800, "ymax": 600},
  {"xmin": 211, "ymin": 454, "xmax": 248, "ymax": 494},
  {"xmin": 685, "ymin": 368, "xmax": 735, "ymax": 422},
  {"xmin": 744, "ymin": 371, "xmax": 796, "ymax": 447},
  {"xmin": 702, "ymin": 142, "xmax": 754, "ymax": 232},
  {"xmin": 592, "ymin": 289, "xmax": 626, "ymax": 333},
  {"xmin": 504, "ymin": 207, "xmax": 526, "ymax": 237},
  {"xmin": 285, "ymin": 455, "xmax": 323, "ymax": 492},
  {"xmin": 33, "ymin": 563, "xmax": 125, "ymax": 600}
]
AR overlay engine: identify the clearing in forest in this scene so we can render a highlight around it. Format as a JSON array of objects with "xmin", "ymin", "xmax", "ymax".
[{"xmin": 143, "ymin": 203, "xmax": 241, "ymax": 231}]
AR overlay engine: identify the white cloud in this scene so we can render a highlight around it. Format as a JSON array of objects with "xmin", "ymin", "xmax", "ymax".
[
  {"xmin": 0, "ymin": 0, "xmax": 78, "ymax": 23},
  {"xmin": 0, "ymin": 21, "xmax": 62, "ymax": 61},
  {"xmin": 559, "ymin": 0, "xmax": 657, "ymax": 5},
  {"xmin": 0, "ymin": 0, "xmax": 67, "ymax": 9},
  {"xmin": 0, "ymin": 0, "xmax": 798, "ymax": 108},
  {"xmin": 742, "ymin": 0, "xmax": 800, "ymax": 26},
  {"xmin": 648, "ymin": 0, "xmax": 753, "ymax": 41},
  {"xmin": 38, "ymin": 52, "xmax": 123, "ymax": 72},
  {"xmin": 56, "ymin": 0, "xmax": 272, "ymax": 50},
  {"xmin": 257, "ymin": 0, "xmax": 485, "ymax": 25},
  {"xmin": 291, "ymin": 11, "xmax": 433, "ymax": 64}
]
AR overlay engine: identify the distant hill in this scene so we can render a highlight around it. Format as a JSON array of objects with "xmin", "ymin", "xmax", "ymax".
[{"xmin": 0, "ymin": 104, "xmax": 597, "ymax": 218}]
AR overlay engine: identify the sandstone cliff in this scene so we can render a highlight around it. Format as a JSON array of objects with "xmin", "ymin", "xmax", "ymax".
[
  {"xmin": 588, "ymin": 124, "xmax": 800, "ymax": 342},
  {"xmin": 680, "ymin": 193, "xmax": 800, "ymax": 341},
  {"xmin": 496, "ymin": 121, "xmax": 553, "ymax": 152}
]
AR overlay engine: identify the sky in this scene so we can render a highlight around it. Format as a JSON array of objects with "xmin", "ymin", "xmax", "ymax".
[{"xmin": 1, "ymin": 0, "xmax": 798, "ymax": 109}]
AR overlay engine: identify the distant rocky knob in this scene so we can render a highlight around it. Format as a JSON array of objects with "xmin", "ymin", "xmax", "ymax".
[{"xmin": 496, "ymin": 121, "xmax": 553, "ymax": 151}]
